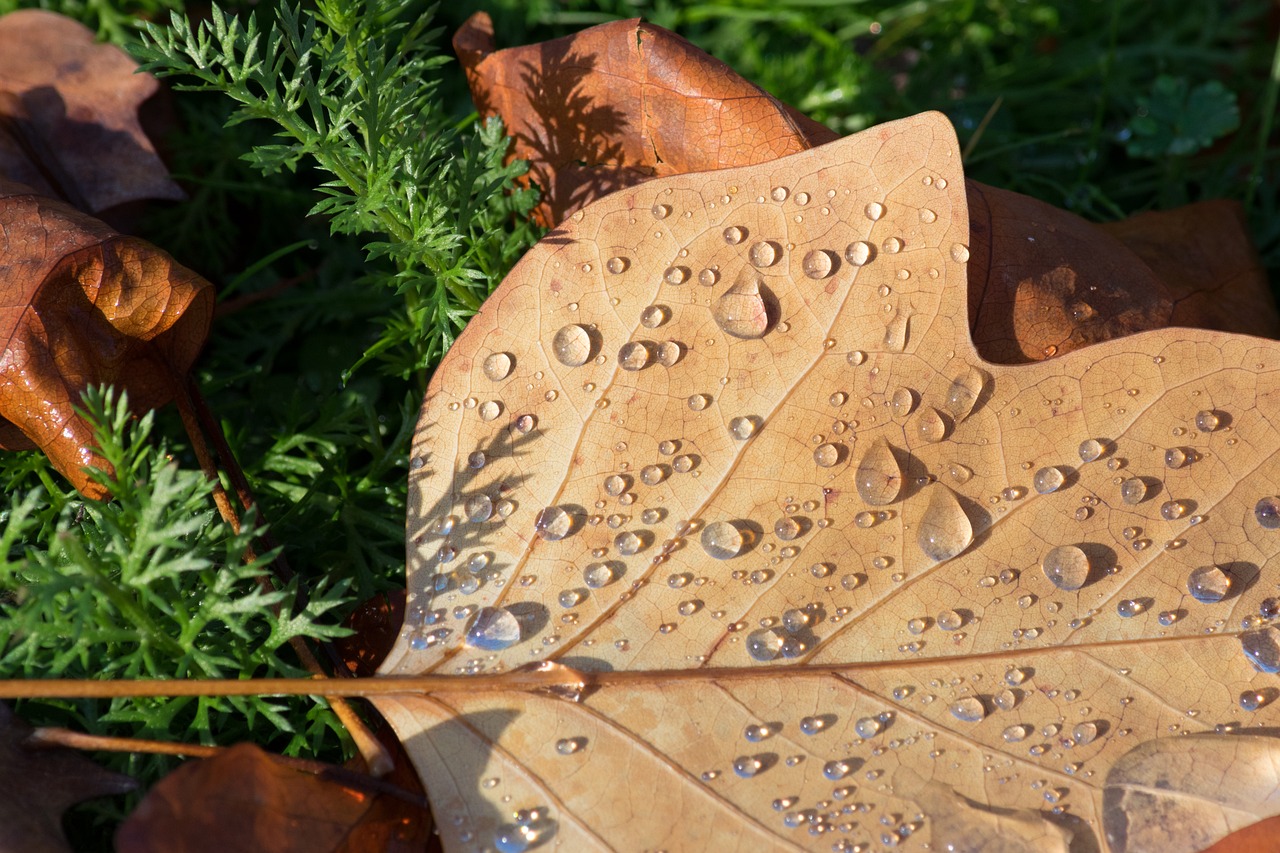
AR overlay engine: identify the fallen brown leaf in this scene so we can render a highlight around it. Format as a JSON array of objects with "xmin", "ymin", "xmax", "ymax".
[
  {"xmin": 372, "ymin": 111, "xmax": 1280, "ymax": 852},
  {"xmin": 0, "ymin": 702, "xmax": 135, "ymax": 853},
  {"xmin": 115, "ymin": 741, "xmax": 429, "ymax": 853},
  {"xmin": 0, "ymin": 181, "xmax": 213, "ymax": 498},
  {"xmin": 0, "ymin": 9, "xmax": 184, "ymax": 215},
  {"xmin": 457, "ymin": 15, "xmax": 1278, "ymax": 361}
]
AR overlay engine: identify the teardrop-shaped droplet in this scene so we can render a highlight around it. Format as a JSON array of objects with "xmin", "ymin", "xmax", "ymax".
[
  {"xmin": 883, "ymin": 309, "xmax": 910, "ymax": 352},
  {"xmin": 855, "ymin": 438, "xmax": 902, "ymax": 506},
  {"xmin": 464, "ymin": 606, "xmax": 521, "ymax": 650},
  {"xmin": 713, "ymin": 273, "xmax": 775, "ymax": 339},
  {"xmin": 1033, "ymin": 466, "xmax": 1064, "ymax": 494},
  {"xmin": 915, "ymin": 408, "xmax": 948, "ymax": 443},
  {"xmin": 748, "ymin": 241, "xmax": 779, "ymax": 268},
  {"xmin": 552, "ymin": 324, "xmax": 594, "ymax": 367},
  {"xmin": 917, "ymin": 485, "xmax": 973, "ymax": 562},
  {"xmin": 890, "ymin": 387, "xmax": 916, "ymax": 418},
  {"xmin": 1187, "ymin": 565, "xmax": 1231, "ymax": 603},
  {"xmin": 617, "ymin": 341, "xmax": 652, "ymax": 371},
  {"xmin": 483, "ymin": 352, "xmax": 514, "ymax": 382},
  {"xmin": 845, "ymin": 241, "xmax": 873, "ymax": 266},
  {"xmin": 802, "ymin": 249, "xmax": 834, "ymax": 279},
  {"xmin": 701, "ymin": 521, "xmax": 745, "ymax": 559},
  {"xmin": 535, "ymin": 505, "xmax": 574, "ymax": 540},
  {"xmin": 950, "ymin": 242, "xmax": 970, "ymax": 263},
  {"xmin": 943, "ymin": 366, "xmax": 987, "ymax": 421},
  {"xmin": 1042, "ymin": 545, "xmax": 1090, "ymax": 591}
]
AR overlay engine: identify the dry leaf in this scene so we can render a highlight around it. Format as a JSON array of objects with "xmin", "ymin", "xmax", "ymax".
[
  {"xmin": 115, "ymin": 741, "xmax": 430, "ymax": 853},
  {"xmin": 0, "ymin": 181, "xmax": 213, "ymax": 498},
  {"xmin": 0, "ymin": 702, "xmax": 136, "ymax": 853},
  {"xmin": 373, "ymin": 111, "xmax": 1280, "ymax": 851},
  {"xmin": 458, "ymin": 15, "xmax": 1278, "ymax": 362},
  {"xmin": 0, "ymin": 10, "xmax": 184, "ymax": 214},
  {"xmin": 1200, "ymin": 813, "xmax": 1280, "ymax": 853}
]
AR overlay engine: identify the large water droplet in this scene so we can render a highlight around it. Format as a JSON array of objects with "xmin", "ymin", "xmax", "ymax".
[
  {"xmin": 640, "ymin": 305, "xmax": 669, "ymax": 328},
  {"xmin": 1256, "ymin": 496, "xmax": 1280, "ymax": 529},
  {"xmin": 1072, "ymin": 722, "xmax": 1098, "ymax": 745},
  {"xmin": 1120, "ymin": 477, "xmax": 1147, "ymax": 505},
  {"xmin": 890, "ymin": 387, "xmax": 917, "ymax": 418},
  {"xmin": 701, "ymin": 521, "xmax": 746, "ymax": 559},
  {"xmin": 464, "ymin": 606, "xmax": 521, "ymax": 650},
  {"xmin": 845, "ymin": 241, "xmax": 873, "ymax": 266},
  {"xmin": 855, "ymin": 438, "xmax": 902, "ymax": 506},
  {"xmin": 617, "ymin": 341, "xmax": 652, "ymax": 371},
  {"xmin": 802, "ymin": 249, "xmax": 835, "ymax": 279},
  {"xmin": 949, "ymin": 697, "xmax": 985, "ymax": 722},
  {"xmin": 583, "ymin": 562, "xmax": 615, "ymax": 588},
  {"xmin": 1242, "ymin": 626, "xmax": 1280, "ymax": 672},
  {"xmin": 1195, "ymin": 409, "xmax": 1221, "ymax": 432},
  {"xmin": 733, "ymin": 755, "xmax": 763, "ymax": 777},
  {"xmin": 748, "ymin": 241, "xmax": 779, "ymax": 268},
  {"xmin": 746, "ymin": 627, "xmax": 783, "ymax": 661},
  {"xmin": 1187, "ymin": 565, "xmax": 1231, "ymax": 603},
  {"xmin": 713, "ymin": 273, "xmax": 776, "ymax": 339},
  {"xmin": 865, "ymin": 201, "xmax": 885, "ymax": 221},
  {"xmin": 883, "ymin": 309, "xmax": 910, "ymax": 351},
  {"xmin": 1042, "ymin": 545, "xmax": 1090, "ymax": 591},
  {"xmin": 914, "ymin": 408, "xmax": 948, "ymax": 443},
  {"xmin": 917, "ymin": 485, "xmax": 973, "ymax": 562},
  {"xmin": 1033, "ymin": 466, "xmax": 1064, "ymax": 494},
  {"xmin": 813, "ymin": 443, "xmax": 841, "ymax": 467},
  {"xmin": 483, "ymin": 352, "xmax": 514, "ymax": 381},
  {"xmin": 723, "ymin": 225, "xmax": 746, "ymax": 245},
  {"xmin": 464, "ymin": 494, "xmax": 494, "ymax": 522},
  {"xmin": 552, "ymin": 324, "xmax": 594, "ymax": 367},
  {"xmin": 535, "ymin": 506, "xmax": 574, "ymax": 540},
  {"xmin": 1078, "ymin": 439, "xmax": 1104, "ymax": 463},
  {"xmin": 606, "ymin": 256, "xmax": 629, "ymax": 275},
  {"xmin": 728, "ymin": 416, "xmax": 758, "ymax": 440},
  {"xmin": 944, "ymin": 366, "xmax": 987, "ymax": 421},
  {"xmin": 663, "ymin": 265, "xmax": 689, "ymax": 285}
]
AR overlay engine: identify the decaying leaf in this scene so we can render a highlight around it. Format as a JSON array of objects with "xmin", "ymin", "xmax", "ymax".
[
  {"xmin": 0, "ymin": 702, "xmax": 135, "ymax": 853},
  {"xmin": 115, "ymin": 741, "xmax": 430, "ymax": 853},
  {"xmin": 373, "ymin": 111, "xmax": 1280, "ymax": 851},
  {"xmin": 458, "ymin": 16, "xmax": 1277, "ymax": 361},
  {"xmin": 0, "ymin": 181, "xmax": 213, "ymax": 498},
  {"xmin": 0, "ymin": 10, "xmax": 184, "ymax": 214}
]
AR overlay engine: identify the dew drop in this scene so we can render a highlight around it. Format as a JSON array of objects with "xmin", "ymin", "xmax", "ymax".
[
  {"xmin": 606, "ymin": 256, "xmax": 629, "ymax": 275},
  {"xmin": 552, "ymin": 324, "xmax": 594, "ymax": 367},
  {"xmin": 1195, "ymin": 410, "xmax": 1220, "ymax": 432},
  {"xmin": 1116, "ymin": 598, "xmax": 1145, "ymax": 618},
  {"xmin": 663, "ymin": 265, "xmax": 689, "ymax": 285},
  {"xmin": 802, "ymin": 249, "xmax": 835, "ymax": 279},
  {"xmin": 535, "ymin": 506, "xmax": 574, "ymax": 540},
  {"xmin": 746, "ymin": 627, "xmax": 783, "ymax": 661},
  {"xmin": 890, "ymin": 387, "xmax": 917, "ymax": 418},
  {"xmin": 1241, "ymin": 690, "xmax": 1269, "ymax": 711},
  {"xmin": 464, "ymin": 606, "xmax": 521, "ymax": 650},
  {"xmin": 950, "ymin": 243, "xmax": 970, "ymax": 263},
  {"xmin": 845, "ymin": 241, "xmax": 873, "ymax": 266},
  {"xmin": 651, "ymin": 202, "xmax": 671, "ymax": 219},
  {"xmin": 917, "ymin": 485, "xmax": 973, "ymax": 562},
  {"xmin": 583, "ymin": 562, "xmax": 615, "ymax": 589},
  {"xmin": 617, "ymin": 341, "xmax": 652, "ymax": 371},
  {"xmin": 688, "ymin": 394, "xmax": 710, "ymax": 411},
  {"xmin": 1042, "ymin": 545, "xmax": 1090, "ymax": 591},
  {"xmin": 771, "ymin": 186, "xmax": 789, "ymax": 202},
  {"xmin": 1187, "ymin": 565, "xmax": 1231, "ymax": 603},
  {"xmin": 865, "ymin": 201, "xmax": 885, "ymax": 221},
  {"xmin": 847, "ymin": 350, "xmax": 866, "ymax": 366},
  {"xmin": 1033, "ymin": 466, "xmax": 1065, "ymax": 494},
  {"xmin": 701, "ymin": 521, "xmax": 746, "ymax": 560},
  {"xmin": 813, "ymin": 443, "xmax": 841, "ymax": 468},
  {"xmin": 937, "ymin": 609, "xmax": 963, "ymax": 631},
  {"xmin": 748, "ymin": 241, "xmax": 779, "ymax": 268},
  {"xmin": 479, "ymin": 400, "xmax": 503, "ymax": 421},
  {"xmin": 949, "ymin": 697, "xmax": 985, "ymax": 722},
  {"xmin": 855, "ymin": 717, "xmax": 881, "ymax": 738},
  {"xmin": 944, "ymin": 366, "xmax": 987, "ymax": 421},
  {"xmin": 1164, "ymin": 447, "xmax": 1189, "ymax": 469},
  {"xmin": 464, "ymin": 494, "xmax": 494, "ymax": 522},
  {"xmin": 883, "ymin": 309, "xmax": 910, "ymax": 351},
  {"xmin": 728, "ymin": 416, "xmax": 758, "ymax": 440},
  {"xmin": 713, "ymin": 272, "xmax": 775, "ymax": 339},
  {"xmin": 640, "ymin": 305, "xmax": 669, "ymax": 329},
  {"xmin": 733, "ymin": 755, "xmax": 763, "ymax": 778},
  {"xmin": 855, "ymin": 439, "xmax": 902, "ymax": 506},
  {"xmin": 1255, "ymin": 497, "xmax": 1280, "ymax": 529},
  {"xmin": 824, "ymin": 759, "xmax": 853, "ymax": 780},
  {"xmin": 483, "ymin": 352, "xmax": 514, "ymax": 382},
  {"xmin": 1078, "ymin": 439, "xmax": 1104, "ymax": 463},
  {"xmin": 1120, "ymin": 478, "xmax": 1147, "ymax": 505},
  {"xmin": 915, "ymin": 408, "xmax": 948, "ymax": 443},
  {"xmin": 1002, "ymin": 725, "xmax": 1028, "ymax": 743},
  {"xmin": 1242, "ymin": 627, "xmax": 1280, "ymax": 672},
  {"xmin": 722, "ymin": 226, "xmax": 745, "ymax": 245},
  {"xmin": 882, "ymin": 235, "xmax": 903, "ymax": 254}
]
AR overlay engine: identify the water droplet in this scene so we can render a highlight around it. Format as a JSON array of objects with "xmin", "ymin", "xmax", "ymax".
[
  {"xmin": 949, "ymin": 697, "xmax": 985, "ymax": 722},
  {"xmin": 917, "ymin": 485, "xmax": 973, "ymax": 562},
  {"xmin": 640, "ymin": 305, "xmax": 669, "ymax": 329},
  {"xmin": 914, "ymin": 408, "xmax": 948, "ymax": 443},
  {"xmin": 464, "ymin": 606, "xmax": 521, "ymax": 650},
  {"xmin": 1256, "ymin": 497, "xmax": 1280, "ymax": 529},
  {"xmin": 1163, "ymin": 447, "xmax": 1189, "ymax": 469},
  {"xmin": 845, "ymin": 241, "xmax": 873, "ymax": 266},
  {"xmin": 802, "ymin": 249, "xmax": 835, "ymax": 279},
  {"xmin": 479, "ymin": 400, "xmax": 503, "ymax": 421},
  {"xmin": 688, "ymin": 394, "xmax": 710, "ymax": 411},
  {"xmin": 944, "ymin": 366, "xmax": 986, "ymax": 421},
  {"xmin": 1195, "ymin": 410, "xmax": 1220, "ymax": 432},
  {"xmin": 1120, "ymin": 478, "xmax": 1147, "ymax": 505},
  {"xmin": 1243, "ymin": 627, "xmax": 1280, "ymax": 672},
  {"xmin": 723, "ymin": 225, "xmax": 745, "ymax": 245},
  {"xmin": 824, "ymin": 759, "xmax": 853, "ymax": 780},
  {"xmin": 746, "ymin": 627, "xmax": 783, "ymax": 661},
  {"xmin": 606, "ymin": 256, "xmax": 629, "ymax": 275},
  {"xmin": 847, "ymin": 350, "xmax": 866, "ymax": 366},
  {"xmin": 483, "ymin": 352, "xmax": 514, "ymax": 381},
  {"xmin": 583, "ymin": 562, "xmax": 615, "ymax": 588},
  {"xmin": 1116, "ymin": 598, "xmax": 1145, "ymax": 618},
  {"xmin": 890, "ymin": 387, "xmax": 916, "ymax": 418},
  {"xmin": 552, "ymin": 324, "xmax": 594, "ymax": 367},
  {"xmin": 465, "ymin": 494, "xmax": 494, "ymax": 522},
  {"xmin": 854, "ymin": 716, "xmax": 881, "ymax": 738},
  {"xmin": 614, "ymin": 531, "xmax": 645, "ymax": 556},
  {"xmin": 771, "ymin": 186, "xmax": 789, "ymax": 202},
  {"xmin": 1002, "ymin": 724, "xmax": 1028, "ymax": 743},
  {"xmin": 733, "ymin": 755, "xmax": 764, "ymax": 778},
  {"xmin": 795, "ymin": 191, "xmax": 810, "ymax": 205},
  {"xmin": 617, "ymin": 341, "xmax": 652, "ymax": 371},
  {"xmin": 950, "ymin": 242, "xmax": 970, "ymax": 263},
  {"xmin": 514, "ymin": 414, "xmax": 536, "ymax": 434},
  {"xmin": 937, "ymin": 609, "xmax": 963, "ymax": 631},
  {"xmin": 883, "ymin": 309, "xmax": 910, "ymax": 351},
  {"xmin": 812, "ymin": 442, "xmax": 841, "ymax": 468},
  {"xmin": 865, "ymin": 201, "xmax": 885, "ymax": 221},
  {"xmin": 855, "ymin": 439, "xmax": 902, "ymax": 506},
  {"xmin": 1071, "ymin": 721, "xmax": 1098, "ymax": 745},
  {"xmin": 829, "ymin": 391, "xmax": 847, "ymax": 407},
  {"xmin": 1043, "ymin": 545, "xmax": 1090, "ymax": 591},
  {"xmin": 713, "ymin": 272, "xmax": 775, "ymax": 339},
  {"xmin": 1032, "ymin": 466, "xmax": 1065, "ymax": 494},
  {"xmin": 728, "ymin": 416, "xmax": 758, "ymax": 440},
  {"xmin": 535, "ymin": 506, "xmax": 574, "ymax": 540},
  {"xmin": 1187, "ymin": 565, "xmax": 1231, "ymax": 603},
  {"xmin": 882, "ymin": 235, "xmax": 903, "ymax": 253},
  {"xmin": 1078, "ymin": 439, "xmax": 1104, "ymax": 463},
  {"xmin": 663, "ymin": 265, "xmax": 689, "ymax": 285},
  {"xmin": 1241, "ymin": 690, "xmax": 1269, "ymax": 711},
  {"xmin": 701, "ymin": 521, "xmax": 746, "ymax": 559},
  {"xmin": 748, "ymin": 241, "xmax": 779, "ymax": 268},
  {"xmin": 651, "ymin": 203, "xmax": 671, "ymax": 219}
]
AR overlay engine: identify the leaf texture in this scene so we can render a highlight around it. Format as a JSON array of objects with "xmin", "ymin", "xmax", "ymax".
[{"xmin": 375, "ymin": 111, "xmax": 1280, "ymax": 852}]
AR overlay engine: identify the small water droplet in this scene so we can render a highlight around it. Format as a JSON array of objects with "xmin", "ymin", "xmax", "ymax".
[
  {"xmin": 914, "ymin": 408, "xmax": 948, "ymax": 443},
  {"xmin": 1116, "ymin": 598, "xmax": 1145, "ymax": 618},
  {"xmin": 651, "ymin": 203, "xmax": 672, "ymax": 219},
  {"xmin": 1242, "ymin": 627, "xmax": 1280, "ymax": 672},
  {"xmin": 944, "ymin": 366, "xmax": 987, "ymax": 421},
  {"xmin": 771, "ymin": 186, "xmax": 789, "ymax": 202},
  {"xmin": 617, "ymin": 341, "xmax": 652, "ymax": 371},
  {"xmin": 1033, "ymin": 466, "xmax": 1065, "ymax": 494},
  {"xmin": 606, "ymin": 256, "xmax": 629, "ymax": 275},
  {"xmin": 1195, "ymin": 410, "xmax": 1221, "ymax": 432},
  {"xmin": 479, "ymin": 400, "xmax": 503, "ymax": 421},
  {"xmin": 1120, "ymin": 478, "xmax": 1147, "ymax": 505},
  {"xmin": 1002, "ymin": 724, "xmax": 1028, "ymax": 743},
  {"xmin": 464, "ymin": 494, "xmax": 494, "ymax": 522},
  {"xmin": 813, "ymin": 443, "xmax": 841, "ymax": 468},
  {"xmin": 890, "ymin": 387, "xmax": 916, "ymax": 418},
  {"xmin": 949, "ymin": 697, "xmax": 985, "ymax": 722},
  {"xmin": 663, "ymin": 265, "xmax": 689, "ymax": 285},
  {"xmin": 688, "ymin": 394, "xmax": 710, "ymax": 411},
  {"xmin": 746, "ymin": 627, "xmax": 783, "ymax": 661},
  {"xmin": 864, "ymin": 201, "xmax": 885, "ymax": 221},
  {"xmin": 722, "ymin": 226, "xmax": 745, "ymax": 245},
  {"xmin": 1256, "ymin": 497, "xmax": 1280, "ymax": 529},
  {"xmin": 1078, "ymin": 439, "xmax": 1104, "ymax": 463},
  {"xmin": 882, "ymin": 235, "xmax": 903, "ymax": 253},
  {"xmin": 1241, "ymin": 690, "xmax": 1270, "ymax": 711},
  {"xmin": 728, "ymin": 416, "xmax": 758, "ymax": 440},
  {"xmin": 950, "ymin": 243, "xmax": 970, "ymax": 263},
  {"xmin": 800, "ymin": 715, "xmax": 826, "ymax": 735},
  {"xmin": 483, "ymin": 352, "xmax": 514, "ymax": 381},
  {"xmin": 701, "ymin": 521, "xmax": 746, "ymax": 559},
  {"xmin": 748, "ymin": 241, "xmax": 779, "ymax": 268},
  {"xmin": 1043, "ymin": 545, "xmax": 1090, "ymax": 590},
  {"xmin": 883, "ymin": 309, "xmax": 910, "ymax": 351},
  {"xmin": 937, "ymin": 609, "xmax": 963, "ymax": 631},
  {"xmin": 464, "ymin": 607, "xmax": 521, "ymax": 650},
  {"xmin": 845, "ymin": 241, "xmax": 873, "ymax": 266}
]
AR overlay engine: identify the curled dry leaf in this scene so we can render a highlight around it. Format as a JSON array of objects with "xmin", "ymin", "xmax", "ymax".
[
  {"xmin": 458, "ymin": 15, "xmax": 1277, "ymax": 361},
  {"xmin": 0, "ymin": 181, "xmax": 213, "ymax": 498},
  {"xmin": 0, "ymin": 702, "xmax": 136, "ymax": 853},
  {"xmin": 375, "ymin": 111, "xmax": 1280, "ymax": 851},
  {"xmin": 0, "ymin": 9, "xmax": 184, "ymax": 214}
]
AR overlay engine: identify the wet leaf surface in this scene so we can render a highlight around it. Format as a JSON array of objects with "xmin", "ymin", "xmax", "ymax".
[
  {"xmin": 0, "ymin": 181, "xmax": 213, "ymax": 498},
  {"xmin": 0, "ymin": 702, "xmax": 136, "ymax": 853},
  {"xmin": 375, "ymin": 111, "xmax": 1280, "ymax": 851},
  {"xmin": 458, "ymin": 15, "xmax": 1277, "ymax": 363},
  {"xmin": 0, "ymin": 9, "xmax": 184, "ymax": 215}
]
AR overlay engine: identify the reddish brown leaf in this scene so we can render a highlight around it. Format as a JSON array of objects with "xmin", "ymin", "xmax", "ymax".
[
  {"xmin": 338, "ymin": 725, "xmax": 436, "ymax": 853},
  {"xmin": 457, "ymin": 15, "xmax": 1278, "ymax": 360},
  {"xmin": 334, "ymin": 590, "xmax": 407, "ymax": 677},
  {"xmin": 116, "ymin": 742, "xmax": 430, "ymax": 853},
  {"xmin": 0, "ymin": 10, "xmax": 184, "ymax": 215},
  {"xmin": 0, "ymin": 702, "xmax": 136, "ymax": 853},
  {"xmin": 0, "ymin": 181, "xmax": 213, "ymax": 498},
  {"xmin": 1200, "ymin": 815, "xmax": 1280, "ymax": 853},
  {"xmin": 454, "ymin": 11, "xmax": 835, "ymax": 228}
]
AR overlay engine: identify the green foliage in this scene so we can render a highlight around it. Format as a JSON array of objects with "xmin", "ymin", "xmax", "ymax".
[
  {"xmin": 0, "ymin": 387, "xmax": 352, "ymax": 787},
  {"xmin": 134, "ymin": 0, "xmax": 541, "ymax": 379},
  {"xmin": 1124, "ymin": 75, "xmax": 1241, "ymax": 159}
]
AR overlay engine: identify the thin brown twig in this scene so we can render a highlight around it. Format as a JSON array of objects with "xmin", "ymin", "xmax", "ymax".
[{"xmin": 26, "ymin": 727, "xmax": 429, "ymax": 809}]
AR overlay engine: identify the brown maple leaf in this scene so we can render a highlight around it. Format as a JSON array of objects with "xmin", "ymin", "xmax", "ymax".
[{"xmin": 0, "ymin": 181, "xmax": 213, "ymax": 499}]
